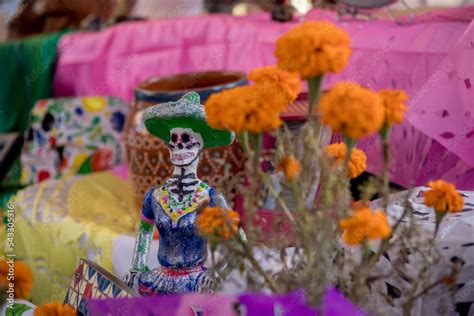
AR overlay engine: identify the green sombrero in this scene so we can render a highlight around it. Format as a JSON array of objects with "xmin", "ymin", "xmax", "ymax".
[{"xmin": 143, "ymin": 92, "xmax": 234, "ymax": 148}]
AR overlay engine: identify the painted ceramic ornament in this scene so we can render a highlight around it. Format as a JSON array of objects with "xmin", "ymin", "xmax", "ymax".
[
  {"xmin": 124, "ymin": 92, "xmax": 234, "ymax": 295},
  {"xmin": 20, "ymin": 96, "xmax": 128, "ymax": 185},
  {"xmin": 66, "ymin": 259, "xmax": 137, "ymax": 314},
  {"xmin": 125, "ymin": 71, "xmax": 247, "ymax": 209}
]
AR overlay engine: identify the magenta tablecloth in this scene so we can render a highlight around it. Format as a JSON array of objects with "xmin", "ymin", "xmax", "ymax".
[{"xmin": 52, "ymin": 10, "xmax": 474, "ymax": 189}]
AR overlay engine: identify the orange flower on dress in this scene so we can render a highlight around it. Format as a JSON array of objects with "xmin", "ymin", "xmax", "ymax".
[
  {"xmin": 325, "ymin": 142, "xmax": 367, "ymax": 178},
  {"xmin": 197, "ymin": 207, "xmax": 240, "ymax": 240},
  {"xmin": 0, "ymin": 260, "xmax": 33, "ymax": 299},
  {"xmin": 205, "ymin": 85, "xmax": 285, "ymax": 133},
  {"xmin": 34, "ymin": 302, "xmax": 76, "ymax": 316},
  {"xmin": 275, "ymin": 21, "xmax": 351, "ymax": 78},
  {"xmin": 379, "ymin": 89, "xmax": 408, "ymax": 126},
  {"xmin": 249, "ymin": 66, "xmax": 301, "ymax": 104},
  {"xmin": 339, "ymin": 206, "xmax": 392, "ymax": 246},
  {"xmin": 424, "ymin": 180, "xmax": 464, "ymax": 213},
  {"xmin": 277, "ymin": 156, "xmax": 302, "ymax": 181},
  {"xmin": 317, "ymin": 82, "xmax": 384, "ymax": 140}
]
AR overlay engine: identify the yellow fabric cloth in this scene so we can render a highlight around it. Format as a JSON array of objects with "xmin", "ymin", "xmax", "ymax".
[{"xmin": 2, "ymin": 172, "xmax": 137, "ymax": 304}]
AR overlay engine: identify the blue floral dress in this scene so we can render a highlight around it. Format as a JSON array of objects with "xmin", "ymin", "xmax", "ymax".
[{"xmin": 136, "ymin": 185, "xmax": 218, "ymax": 295}]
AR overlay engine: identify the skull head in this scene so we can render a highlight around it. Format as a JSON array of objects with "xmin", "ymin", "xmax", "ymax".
[{"xmin": 168, "ymin": 128, "xmax": 203, "ymax": 166}]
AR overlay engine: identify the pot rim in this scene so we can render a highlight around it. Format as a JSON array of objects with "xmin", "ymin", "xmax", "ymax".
[{"xmin": 136, "ymin": 70, "xmax": 247, "ymax": 95}]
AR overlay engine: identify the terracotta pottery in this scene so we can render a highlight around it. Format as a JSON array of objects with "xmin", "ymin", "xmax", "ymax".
[{"xmin": 125, "ymin": 71, "xmax": 247, "ymax": 208}]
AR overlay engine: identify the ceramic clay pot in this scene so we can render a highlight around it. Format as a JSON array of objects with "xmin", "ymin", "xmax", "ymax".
[{"xmin": 125, "ymin": 71, "xmax": 247, "ymax": 208}]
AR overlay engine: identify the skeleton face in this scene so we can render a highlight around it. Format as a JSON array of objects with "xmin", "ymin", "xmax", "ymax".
[{"xmin": 168, "ymin": 128, "xmax": 203, "ymax": 166}]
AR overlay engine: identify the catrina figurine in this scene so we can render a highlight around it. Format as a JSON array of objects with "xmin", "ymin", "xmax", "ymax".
[{"xmin": 124, "ymin": 92, "xmax": 235, "ymax": 295}]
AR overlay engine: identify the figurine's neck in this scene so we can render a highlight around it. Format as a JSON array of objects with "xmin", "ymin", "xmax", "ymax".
[
  {"xmin": 171, "ymin": 159, "xmax": 199, "ymax": 178},
  {"xmin": 168, "ymin": 159, "xmax": 200, "ymax": 198}
]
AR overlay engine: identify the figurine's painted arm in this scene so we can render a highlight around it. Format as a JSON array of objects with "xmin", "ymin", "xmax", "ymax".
[
  {"xmin": 212, "ymin": 189, "xmax": 231, "ymax": 209},
  {"xmin": 124, "ymin": 189, "xmax": 155, "ymax": 287},
  {"xmin": 130, "ymin": 219, "xmax": 154, "ymax": 272}
]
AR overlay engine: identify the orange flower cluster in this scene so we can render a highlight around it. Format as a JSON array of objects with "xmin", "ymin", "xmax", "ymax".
[
  {"xmin": 317, "ymin": 82, "xmax": 384, "ymax": 140},
  {"xmin": 275, "ymin": 21, "xmax": 351, "ymax": 78},
  {"xmin": 325, "ymin": 142, "xmax": 367, "ymax": 179},
  {"xmin": 205, "ymin": 67, "xmax": 300, "ymax": 133},
  {"xmin": 339, "ymin": 206, "xmax": 392, "ymax": 246},
  {"xmin": 379, "ymin": 89, "xmax": 408, "ymax": 126},
  {"xmin": 197, "ymin": 207, "xmax": 240, "ymax": 239},
  {"xmin": 0, "ymin": 260, "xmax": 33, "ymax": 299},
  {"xmin": 34, "ymin": 302, "xmax": 76, "ymax": 316},
  {"xmin": 205, "ymin": 85, "xmax": 282, "ymax": 133},
  {"xmin": 277, "ymin": 156, "xmax": 302, "ymax": 181},
  {"xmin": 249, "ymin": 66, "xmax": 301, "ymax": 104},
  {"xmin": 424, "ymin": 180, "xmax": 464, "ymax": 213}
]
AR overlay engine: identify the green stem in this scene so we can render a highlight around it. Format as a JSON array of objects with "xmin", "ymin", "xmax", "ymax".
[
  {"xmin": 238, "ymin": 131, "xmax": 256, "ymax": 237},
  {"xmin": 343, "ymin": 136, "xmax": 356, "ymax": 173},
  {"xmin": 290, "ymin": 178, "xmax": 305, "ymax": 214},
  {"xmin": 434, "ymin": 211, "xmax": 446, "ymax": 238},
  {"xmin": 238, "ymin": 132, "xmax": 250, "ymax": 153},
  {"xmin": 250, "ymin": 132, "xmax": 263, "ymax": 162},
  {"xmin": 380, "ymin": 123, "xmax": 390, "ymax": 142},
  {"xmin": 307, "ymin": 75, "xmax": 323, "ymax": 115},
  {"xmin": 362, "ymin": 241, "xmax": 372, "ymax": 263},
  {"xmin": 380, "ymin": 124, "xmax": 391, "ymax": 211}
]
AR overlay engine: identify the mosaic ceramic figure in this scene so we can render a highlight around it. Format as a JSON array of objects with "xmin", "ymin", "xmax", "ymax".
[
  {"xmin": 21, "ymin": 97, "xmax": 128, "ymax": 184},
  {"xmin": 124, "ymin": 92, "xmax": 234, "ymax": 295}
]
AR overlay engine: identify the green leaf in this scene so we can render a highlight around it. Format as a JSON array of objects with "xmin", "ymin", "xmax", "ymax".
[{"xmin": 6, "ymin": 303, "xmax": 32, "ymax": 316}]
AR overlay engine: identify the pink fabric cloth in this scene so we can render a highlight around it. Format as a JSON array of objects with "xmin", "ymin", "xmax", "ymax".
[
  {"xmin": 53, "ymin": 10, "xmax": 474, "ymax": 189},
  {"xmin": 110, "ymin": 163, "xmax": 129, "ymax": 180}
]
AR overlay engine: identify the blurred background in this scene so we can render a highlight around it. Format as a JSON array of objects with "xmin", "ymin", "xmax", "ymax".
[{"xmin": 2, "ymin": 0, "xmax": 474, "ymax": 41}]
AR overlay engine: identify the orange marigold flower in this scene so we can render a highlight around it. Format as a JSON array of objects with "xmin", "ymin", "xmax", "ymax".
[
  {"xmin": 0, "ymin": 260, "xmax": 33, "ymax": 299},
  {"xmin": 277, "ymin": 156, "xmax": 302, "ymax": 181},
  {"xmin": 424, "ymin": 180, "xmax": 464, "ymax": 213},
  {"xmin": 379, "ymin": 89, "xmax": 408, "ymax": 126},
  {"xmin": 204, "ymin": 85, "xmax": 285, "ymax": 133},
  {"xmin": 275, "ymin": 21, "xmax": 351, "ymax": 79},
  {"xmin": 317, "ymin": 82, "xmax": 384, "ymax": 139},
  {"xmin": 197, "ymin": 207, "xmax": 240, "ymax": 239},
  {"xmin": 325, "ymin": 142, "xmax": 367, "ymax": 178},
  {"xmin": 249, "ymin": 66, "xmax": 301, "ymax": 104},
  {"xmin": 34, "ymin": 302, "xmax": 76, "ymax": 316},
  {"xmin": 340, "ymin": 207, "xmax": 392, "ymax": 246}
]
